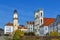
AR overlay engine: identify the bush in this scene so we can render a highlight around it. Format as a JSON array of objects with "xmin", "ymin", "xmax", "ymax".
[
  {"xmin": 49, "ymin": 31, "xmax": 58, "ymax": 36},
  {"xmin": 13, "ymin": 30, "xmax": 24, "ymax": 40}
]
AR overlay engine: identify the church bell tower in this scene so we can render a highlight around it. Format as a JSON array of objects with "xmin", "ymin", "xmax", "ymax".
[
  {"xmin": 34, "ymin": 9, "xmax": 43, "ymax": 36},
  {"xmin": 13, "ymin": 10, "xmax": 18, "ymax": 31}
]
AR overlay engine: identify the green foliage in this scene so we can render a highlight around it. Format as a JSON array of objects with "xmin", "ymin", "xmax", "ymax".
[
  {"xmin": 49, "ymin": 31, "xmax": 58, "ymax": 36},
  {"xmin": 58, "ymin": 33, "xmax": 60, "ymax": 36},
  {"xmin": 13, "ymin": 30, "xmax": 24, "ymax": 40}
]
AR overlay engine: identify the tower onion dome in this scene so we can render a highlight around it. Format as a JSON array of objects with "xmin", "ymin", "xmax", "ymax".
[
  {"xmin": 14, "ymin": 9, "xmax": 17, "ymax": 13},
  {"xmin": 13, "ymin": 9, "xmax": 18, "ymax": 18}
]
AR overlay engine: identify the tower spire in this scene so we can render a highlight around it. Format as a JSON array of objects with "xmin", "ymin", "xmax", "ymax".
[{"xmin": 14, "ymin": 9, "xmax": 17, "ymax": 13}]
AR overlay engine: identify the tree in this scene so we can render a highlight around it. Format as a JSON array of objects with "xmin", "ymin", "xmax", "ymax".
[
  {"xmin": 49, "ymin": 31, "xmax": 58, "ymax": 36},
  {"xmin": 13, "ymin": 30, "xmax": 24, "ymax": 40}
]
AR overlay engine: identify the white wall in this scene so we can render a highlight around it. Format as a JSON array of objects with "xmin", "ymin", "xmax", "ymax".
[
  {"xmin": 40, "ymin": 26, "xmax": 48, "ymax": 36},
  {"xmin": 44, "ymin": 26, "xmax": 48, "ymax": 34},
  {"xmin": 4, "ymin": 26, "xmax": 13, "ymax": 34},
  {"xmin": 40, "ymin": 27, "xmax": 44, "ymax": 36},
  {"xmin": 34, "ymin": 9, "xmax": 43, "ymax": 36},
  {"xmin": 27, "ymin": 24, "xmax": 34, "ymax": 32}
]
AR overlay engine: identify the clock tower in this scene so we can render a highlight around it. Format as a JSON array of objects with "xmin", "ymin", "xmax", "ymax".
[{"xmin": 13, "ymin": 10, "xmax": 18, "ymax": 31}]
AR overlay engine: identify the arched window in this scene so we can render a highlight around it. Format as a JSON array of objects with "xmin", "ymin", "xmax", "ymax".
[
  {"xmin": 41, "ymin": 12, "xmax": 42, "ymax": 17},
  {"xmin": 41, "ymin": 19, "xmax": 42, "ymax": 23}
]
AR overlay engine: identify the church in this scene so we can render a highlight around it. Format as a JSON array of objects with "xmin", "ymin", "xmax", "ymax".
[
  {"xmin": 4, "ymin": 9, "xmax": 55, "ymax": 36},
  {"xmin": 34, "ymin": 9, "xmax": 55, "ymax": 36},
  {"xmin": 4, "ymin": 10, "xmax": 27, "ymax": 34}
]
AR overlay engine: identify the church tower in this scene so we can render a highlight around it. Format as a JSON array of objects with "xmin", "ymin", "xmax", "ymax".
[
  {"xmin": 13, "ymin": 10, "xmax": 18, "ymax": 31},
  {"xmin": 38, "ymin": 9, "xmax": 43, "ymax": 25},
  {"xmin": 34, "ymin": 9, "xmax": 43, "ymax": 36}
]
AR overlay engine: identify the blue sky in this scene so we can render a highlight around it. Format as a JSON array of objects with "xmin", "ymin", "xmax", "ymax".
[{"xmin": 0, "ymin": 0, "xmax": 60, "ymax": 29}]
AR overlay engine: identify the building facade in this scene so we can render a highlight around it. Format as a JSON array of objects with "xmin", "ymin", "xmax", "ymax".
[
  {"xmin": 40, "ymin": 18, "xmax": 55, "ymax": 36},
  {"xmin": 4, "ymin": 22, "xmax": 13, "ymax": 34},
  {"xmin": 34, "ymin": 9, "xmax": 43, "ymax": 36},
  {"xmin": 18, "ymin": 25, "xmax": 27, "ymax": 32},
  {"xmin": 54, "ymin": 15, "xmax": 60, "ymax": 33},
  {"xmin": 26, "ymin": 22, "xmax": 34, "ymax": 32},
  {"xmin": 34, "ymin": 9, "xmax": 55, "ymax": 36}
]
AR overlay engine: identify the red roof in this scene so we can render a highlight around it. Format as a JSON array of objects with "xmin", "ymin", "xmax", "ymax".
[
  {"xmin": 43, "ymin": 18, "xmax": 55, "ymax": 26},
  {"xmin": 5, "ymin": 22, "xmax": 13, "ymax": 26},
  {"xmin": 18, "ymin": 25, "xmax": 27, "ymax": 29}
]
